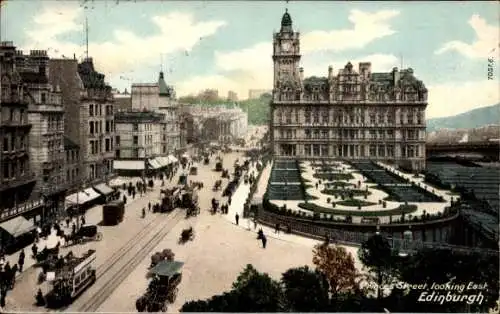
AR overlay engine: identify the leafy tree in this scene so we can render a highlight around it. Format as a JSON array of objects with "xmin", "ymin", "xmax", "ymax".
[
  {"xmin": 281, "ymin": 266, "xmax": 330, "ymax": 311},
  {"xmin": 359, "ymin": 233, "xmax": 396, "ymax": 300},
  {"xmin": 312, "ymin": 243, "xmax": 362, "ymax": 297},
  {"xmin": 180, "ymin": 264, "xmax": 283, "ymax": 312},
  {"xmin": 398, "ymin": 248, "xmax": 499, "ymax": 313}
]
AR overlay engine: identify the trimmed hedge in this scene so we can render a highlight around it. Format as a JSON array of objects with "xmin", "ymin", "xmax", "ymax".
[
  {"xmin": 336, "ymin": 199, "xmax": 376, "ymax": 207},
  {"xmin": 297, "ymin": 202, "xmax": 418, "ymax": 217},
  {"xmin": 313, "ymin": 172, "xmax": 354, "ymax": 181},
  {"xmin": 321, "ymin": 189, "xmax": 370, "ymax": 197}
]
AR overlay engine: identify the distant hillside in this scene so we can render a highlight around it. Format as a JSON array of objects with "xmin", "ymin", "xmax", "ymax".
[
  {"xmin": 179, "ymin": 93, "xmax": 271, "ymax": 125},
  {"xmin": 427, "ymin": 104, "xmax": 500, "ymax": 132}
]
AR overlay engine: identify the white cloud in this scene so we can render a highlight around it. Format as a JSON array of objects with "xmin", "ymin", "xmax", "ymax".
[
  {"xmin": 427, "ymin": 80, "xmax": 499, "ymax": 118},
  {"xmin": 301, "ymin": 9, "xmax": 399, "ymax": 53},
  {"xmin": 22, "ymin": 4, "xmax": 226, "ymax": 76},
  {"xmin": 435, "ymin": 14, "xmax": 499, "ymax": 59},
  {"xmin": 176, "ymin": 9, "xmax": 399, "ymax": 98}
]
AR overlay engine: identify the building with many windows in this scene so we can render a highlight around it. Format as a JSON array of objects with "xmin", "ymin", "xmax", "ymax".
[
  {"xmin": 0, "ymin": 41, "xmax": 45, "ymax": 230},
  {"xmin": 78, "ymin": 58, "xmax": 115, "ymax": 182},
  {"xmin": 131, "ymin": 72, "xmax": 181, "ymax": 154},
  {"xmin": 15, "ymin": 49, "xmax": 67, "ymax": 218},
  {"xmin": 113, "ymin": 110, "xmax": 173, "ymax": 174},
  {"xmin": 270, "ymin": 10, "xmax": 428, "ymax": 171}
]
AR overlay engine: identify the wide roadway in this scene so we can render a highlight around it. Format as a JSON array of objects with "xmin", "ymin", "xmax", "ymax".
[{"xmin": 6, "ymin": 150, "xmax": 317, "ymax": 312}]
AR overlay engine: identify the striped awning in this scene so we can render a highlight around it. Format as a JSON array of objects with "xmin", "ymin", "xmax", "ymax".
[{"xmin": 148, "ymin": 159, "xmax": 161, "ymax": 169}]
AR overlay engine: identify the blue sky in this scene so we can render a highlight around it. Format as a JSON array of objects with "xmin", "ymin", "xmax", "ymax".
[{"xmin": 1, "ymin": 0, "xmax": 498, "ymax": 118}]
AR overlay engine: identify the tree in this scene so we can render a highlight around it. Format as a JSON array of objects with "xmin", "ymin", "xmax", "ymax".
[
  {"xmin": 398, "ymin": 248, "xmax": 499, "ymax": 313},
  {"xmin": 180, "ymin": 264, "xmax": 283, "ymax": 312},
  {"xmin": 359, "ymin": 233, "xmax": 395, "ymax": 300},
  {"xmin": 281, "ymin": 266, "xmax": 330, "ymax": 311},
  {"xmin": 312, "ymin": 243, "xmax": 362, "ymax": 298}
]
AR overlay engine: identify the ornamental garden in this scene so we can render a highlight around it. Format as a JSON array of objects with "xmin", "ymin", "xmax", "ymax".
[{"xmin": 264, "ymin": 159, "xmax": 456, "ymax": 225}]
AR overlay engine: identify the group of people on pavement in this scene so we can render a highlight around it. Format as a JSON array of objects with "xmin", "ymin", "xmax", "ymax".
[{"xmin": 0, "ymin": 249, "xmax": 25, "ymax": 307}]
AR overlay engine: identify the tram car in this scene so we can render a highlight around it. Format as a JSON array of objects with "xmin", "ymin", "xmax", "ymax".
[{"xmin": 45, "ymin": 249, "xmax": 97, "ymax": 308}]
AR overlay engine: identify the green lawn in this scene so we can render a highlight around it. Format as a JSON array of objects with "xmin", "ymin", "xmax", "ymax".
[
  {"xmin": 298, "ymin": 202, "xmax": 418, "ymax": 217},
  {"xmin": 313, "ymin": 172, "xmax": 354, "ymax": 181}
]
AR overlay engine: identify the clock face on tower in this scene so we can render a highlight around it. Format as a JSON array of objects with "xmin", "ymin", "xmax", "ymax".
[{"xmin": 281, "ymin": 41, "xmax": 291, "ymax": 52}]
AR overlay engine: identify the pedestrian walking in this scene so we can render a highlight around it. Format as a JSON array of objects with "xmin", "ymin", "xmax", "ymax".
[
  {"xmin": 32, "ymin": 243, "xmax": 38, "ymax": 258},
  {"xmin": 253, "ymin": 218, "xmax": 258, "ymax": 230},
  {"xmin": 275, "ymin": 223, "xmax": 280, "ymax": 234},
  {"xmin": 228, "ymin": 197, "xmax": 232, "ymax": 206},
  {"xmin": 148, "ymin": 202, "xmax": 152, "ymax": 211},
  {"xmin": 235, "ymin": 213, "xmax": 239, "ymax": 225},
  {"xmin": 81, "ymin": 216, "xmax": 86, "ymax": 226},
  {"xmin": 18, "ymin": 250, "xmax": 25, "ymax": 272},
  {"xmin": 262, "ymin": 234, "xmax": 267, "ymax": 249},
  {"xmin": 65, "ymin": 217, "xmax": 70, "ymax": 228}
]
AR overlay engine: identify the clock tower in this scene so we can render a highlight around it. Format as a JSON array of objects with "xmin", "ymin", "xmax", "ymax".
[{"xmin": 273, "ymin": 9, "xmax": 301, "ymax": 90}]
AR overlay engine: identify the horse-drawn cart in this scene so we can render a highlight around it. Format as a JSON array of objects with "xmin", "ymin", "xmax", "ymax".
[
  {"xmin": 65, "ymin": 225, "xmax": 102, "ymax": 246},
  {"xmin": 136, "ymin": 261, "xmax": 184, "ymax": 312},
  {"xmin": 213, "ymin": 179, "xmax": 222, "ymax": 191}
]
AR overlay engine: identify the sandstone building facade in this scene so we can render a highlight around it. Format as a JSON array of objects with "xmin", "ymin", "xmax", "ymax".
[
  {"xmin": 131, "ymin": 72, "xmax": 181, "ymax": 154},
  {"xmin": 270, "ymin": 11, "xmax": 428, "ymax": 171},
  {"xmin": 0, "ymin": 42, "xmax": 43, "ymax": 225}
]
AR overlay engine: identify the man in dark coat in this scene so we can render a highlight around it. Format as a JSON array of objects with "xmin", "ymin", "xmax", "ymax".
[
  {"xmin": 235, "ymin": 213, "xmax": 239, "ymax": 225},
  {"xmin": 18, "ymin": 249, "xmax": 25, "ymax": 272},
  {"xmin": 262, "ymin": 234, "xmax": 267, "ymax": 249}
]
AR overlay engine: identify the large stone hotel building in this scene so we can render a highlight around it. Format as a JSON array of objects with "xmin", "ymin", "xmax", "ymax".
[{"xmin": 270, "ymin": 11, "xmax": 428, "ymax": 171}]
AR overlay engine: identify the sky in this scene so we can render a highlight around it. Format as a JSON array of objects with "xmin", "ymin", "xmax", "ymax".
[{"xmin": 1, "ymin": 0, "xmax": 498, "ymax": 118}]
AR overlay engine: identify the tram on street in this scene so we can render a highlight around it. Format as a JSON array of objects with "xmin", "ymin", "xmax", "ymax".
[{"xmin": 45, "ymin": 249, "xmax": 97, "ymax": 308}]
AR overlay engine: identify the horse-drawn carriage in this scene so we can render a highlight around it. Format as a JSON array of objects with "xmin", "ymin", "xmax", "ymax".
[
  {"xmin": 178, "ymin": 174, "xmax": 188, "ymax": 186},
  {"xmin": 179, "ymin": 227, "xmax": 195, "ymax": 244},
  {"xmin": 215, "ymin": 161, "xmax": 223, "ymax": 172},
  {"xmin": 136, "ymin": 261, "xmax": 184, "ymax": 312},
  {"xmin": 64, "ymin": 225, "xmax": 102, "ymax": 246},
  {"xmin": 35, "ymin": 245, "xmax": 60, "ymax": 264},
  {"xmin": 213, "ymin": 179, "xmax": 222, "ymax": 191}
]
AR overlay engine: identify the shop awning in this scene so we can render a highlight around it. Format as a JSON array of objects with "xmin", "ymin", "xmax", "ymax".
[
  {"xmin": 156, "ymin": 157, "xmax": 170, "ymax": 167},
  {"xmin": 109, "ymin": 177, "xmax": 127, "ymax": 187},
  {"xmin": 65, "ymin": 191, "xmax": 92, "ymax": 208},
  {"xmin": 148, "ymin": 159, "xmax": 161, "ymax": 169},
  {"xmin": 0, "ymin": 216, "xmax": 36, "ymax": 238},
  {"xmin": 93, "ymin": 183, "xmax": 114, "ymax": 196},
  {"xmin": 83, "ymin": 188, "xmax": 101, "ymax": 202},
  {"xmin": 167, "ymin": 155, "xmax": 178, "ymax": 163},
  {"xmin": 113, "ymin": 160, "xmax": 145, "ymax": 170}
]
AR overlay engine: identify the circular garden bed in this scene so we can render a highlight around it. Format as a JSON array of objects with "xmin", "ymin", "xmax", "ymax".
[{"xmin": 298, "ymin": 202, "xmax": 418, "ymax": 217}]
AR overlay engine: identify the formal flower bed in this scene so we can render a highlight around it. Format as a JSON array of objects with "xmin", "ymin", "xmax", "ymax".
[
  {"xmin": 335, "ymin": 198, "xmax": 376, "ymax": 207},
  {"xmin": 321, "ymin": 189, "xmax": 370, "ymax": 198},
  {"xmin": 312, "ymin": 172, "xmax": 354, "ymax": 181}
]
